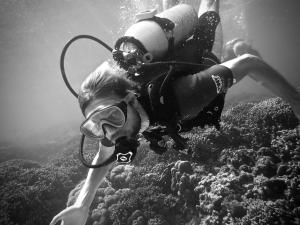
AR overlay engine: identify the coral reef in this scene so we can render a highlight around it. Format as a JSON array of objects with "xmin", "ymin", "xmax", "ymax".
[
  {"xmin": 1, "ymin": 97, "xmax": 299, "ymax": 225},
  {"xmin": 65, "ymin": 98, "xmax": 300, "ymax": 225}
]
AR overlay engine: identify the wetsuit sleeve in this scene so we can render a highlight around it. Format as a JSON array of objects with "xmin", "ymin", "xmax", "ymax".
[
  {"xmin": 204, "ymin": 64, "xmax": 234, "ymax": 94},
  {"xmin": 172, "ymin": 64, "xmax": 233, "ymax": 119}
]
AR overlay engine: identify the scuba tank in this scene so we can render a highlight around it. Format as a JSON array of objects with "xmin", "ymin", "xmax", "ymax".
[
  {"xmin": 60, "ymin": 4, "xmax": 223, "ymax": 168},
  {"xmin": 113, "ymin": 4, "xmax": 198, "ymax": 70}
]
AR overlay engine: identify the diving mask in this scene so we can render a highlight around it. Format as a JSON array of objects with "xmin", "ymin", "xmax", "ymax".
[{"xmin": 80, "ymin": 101, "xmax": 127, "ymax": 139}]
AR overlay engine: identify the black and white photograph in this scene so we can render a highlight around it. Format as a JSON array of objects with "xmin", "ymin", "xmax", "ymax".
[{"xmin": 1, "ymin": 0, "xmax": 300, "ymax": 224}]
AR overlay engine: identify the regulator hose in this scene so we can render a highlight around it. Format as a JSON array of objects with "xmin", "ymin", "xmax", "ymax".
[
  {"xmin": 60, "ymin": 34, "xmax": 219, "ymax": 168},
  {"xmin": 60, "ymin": 35, "xmax": 217, "ymax": 98},
  {"xmin": 140, "ymin": 61, "xmax": 213, "ymax": 69},
  {"xmin": 60, "ymin": 35, "xmax": 113, "ymax": 98}
]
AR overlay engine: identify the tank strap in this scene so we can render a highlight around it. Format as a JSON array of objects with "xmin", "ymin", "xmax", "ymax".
[
  {"xmin": 113, "ymin": 14, "xmax": 176, "ymax": 69},
  {"xmin": 139, "ymin": 16, "xmax": 175, "ymax": 31},
  {"xmin": 139, "ymin": 15, "xmax": 175, "ymax": 54}
]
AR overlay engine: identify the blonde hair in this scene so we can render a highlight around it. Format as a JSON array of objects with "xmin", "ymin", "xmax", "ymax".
[{"xmin": 78, "ymin": 62, "xmax": 137, "ymax": 114}]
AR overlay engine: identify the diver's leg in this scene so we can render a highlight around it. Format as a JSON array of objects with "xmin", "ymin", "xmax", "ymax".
[
  {"xmin": 221, "ymin": 54, "xmax": 300, "ymax": 120},
  {"xmin": 162, "ymin": 0, "xmax": 179, "ymax": 11},
  {"xmin": 223, "ymin": 39, "xmax": 261, "ymax": 62},
  {"xmin": 197, "ymin": 0, "xmax": 222, "ymax": 59},
  {"xmin": 222, "ymin": 39, "xmax": 245, "ymax": 62},
  {"xmin": 198, "ymin": 0, "xmax": 219, "ymax": 17}
]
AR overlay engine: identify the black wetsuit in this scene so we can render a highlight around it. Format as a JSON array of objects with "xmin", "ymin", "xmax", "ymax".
[{"xmin": 136, "ymin": 11, "xmax": 234, "ymax": 152}]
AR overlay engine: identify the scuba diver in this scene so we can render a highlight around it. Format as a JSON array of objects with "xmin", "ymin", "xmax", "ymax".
[{"xmin": 50, "ymin": 0, "xmax": 300, "ymax": 224}]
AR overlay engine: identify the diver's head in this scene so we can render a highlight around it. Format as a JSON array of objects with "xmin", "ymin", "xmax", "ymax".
[{"xmin": 78, "ymin": 61, "xmax": 141, "ymax": 143}]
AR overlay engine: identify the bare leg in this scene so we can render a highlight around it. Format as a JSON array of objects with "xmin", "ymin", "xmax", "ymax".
[
  {"xmin": 223, "ymin": 39, "xmax": 261, "ymax": 61},
  {"xmin": 223, "ymin": 38, "xmax": 246, "ymax": 62},
  {"xmin": 162, "ymin": 0, "xmax": 179, "ymax": 10},
  {"xmin": 221, "ymin": 54, "xmax": 300, "ymax": 120}
]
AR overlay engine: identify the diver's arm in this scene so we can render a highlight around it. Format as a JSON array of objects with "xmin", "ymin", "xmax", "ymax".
[
  {"xmin": 74, "ymin": 144, "xmax": 115, "ymax": 208},
  {"xmin": 50, "ymin": 143, "xmax": 115, "ymax": 225}
]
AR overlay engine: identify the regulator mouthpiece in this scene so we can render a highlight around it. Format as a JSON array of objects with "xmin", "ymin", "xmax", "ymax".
[{"xmin": 79, "ymin": 136, "xmax": 139, "ymax": 168}]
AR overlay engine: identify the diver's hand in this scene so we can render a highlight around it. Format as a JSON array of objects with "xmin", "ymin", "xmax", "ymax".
[{"xmin": 49, "ymin": 205, "xmax": 89, "ymax": 225}]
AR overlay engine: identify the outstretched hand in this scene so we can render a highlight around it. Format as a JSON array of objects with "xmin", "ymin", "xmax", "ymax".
[{"xmin": 50, "ymin": 205, "xmax": 89, "ymax": 225}]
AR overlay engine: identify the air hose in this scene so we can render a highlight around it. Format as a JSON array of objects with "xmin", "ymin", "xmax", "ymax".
[
  {"xmin": 139, "ymin": 60, "xmax": 213, "ymax": 69},
  {"xmin": 60, "ymin": 35, "xmax": 113, "ymax": 98},
  {"xmin": 60, "ymin": 35, "xmax": 217, "ymax": 168},
  {"xmin": 60, "ymin": 35, "xmax": 215, "ymax": 99}
]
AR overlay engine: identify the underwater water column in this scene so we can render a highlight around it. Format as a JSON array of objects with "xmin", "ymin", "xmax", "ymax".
[{"xmin": 244, "ymin": 0, "xmax": 300, "ymax": 86}]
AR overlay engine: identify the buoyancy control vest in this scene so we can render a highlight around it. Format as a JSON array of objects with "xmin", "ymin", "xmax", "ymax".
[
  {"xmin": 115, "ymin": 10, "xmax": 225, "ymax": 154},
  {"xmin": 136, "ymin": 52, "xmax": 225, "ymax": 154},
  {"xmin": 60, "ymin": 5, "xmax": 225, "ymax": 167}
]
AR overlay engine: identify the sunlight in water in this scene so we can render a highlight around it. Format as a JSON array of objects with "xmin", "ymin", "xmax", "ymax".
[
  {"xmin": 118, "ymin": 0, "xmax": 201, "ymax": 32},
  {"xmin": 118, "ymin": 0, "xmax": 162, "ymax": 35}
]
